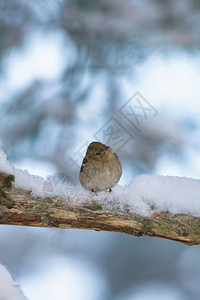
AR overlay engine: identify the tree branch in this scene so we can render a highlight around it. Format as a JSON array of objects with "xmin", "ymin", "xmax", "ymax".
[{"xmin": 0, "ymin": 183, "xmax": 200, "ymax": 245}]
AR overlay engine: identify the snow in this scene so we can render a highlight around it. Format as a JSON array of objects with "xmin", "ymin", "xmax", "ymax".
[
  {"xmin": 1, "ymin": 149, "xmax": 200, "ymax": 217},
  {"xmin": 0, "ymin": 149, "xmax": 14, "ymax": 175},
  {"xmin": 125, "ymin": 175, "xmax": 200, "ymax": 216},
  {"xmin": 14, "ymin": 168, "xmax": 45, "ymax": 194},
  {"xmin": 0, "ymin": 264, "xmax": 26, "ymax": 300}
]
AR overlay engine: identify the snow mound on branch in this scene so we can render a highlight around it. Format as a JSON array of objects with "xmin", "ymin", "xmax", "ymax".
[
  {"xmin": 0, "ymin": 148, "xmax": 81, "ymax": 200},
  {"xmin": 1, "ymin": 149, "xmax": 200, "ymax": 217},
  {"xmin": 126, "ymin": 175, "xmax": 200, "ymax": 216}
]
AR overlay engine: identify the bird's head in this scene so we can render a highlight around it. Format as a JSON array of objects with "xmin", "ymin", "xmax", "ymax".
[{"xmin": 86, "ymin": 142, "xmax": 112, "ymax": 160}]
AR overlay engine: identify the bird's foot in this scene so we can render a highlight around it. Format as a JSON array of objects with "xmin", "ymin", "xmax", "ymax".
[{"xmin": 91, "ymin": 189, "xmax": 98, "ymax": 195}]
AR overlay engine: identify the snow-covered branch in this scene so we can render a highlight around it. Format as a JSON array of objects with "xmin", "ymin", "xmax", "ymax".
[
  {"xmin": 1, "ymin": 149, "xmax": 200, "ymax": 245},
  {"xmin": 0, "ymin": 182, "xmax": 200, "ymax": 245}
]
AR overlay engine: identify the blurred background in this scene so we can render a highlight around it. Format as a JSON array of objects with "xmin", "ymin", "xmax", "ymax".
[{"xmin": 0, "ymin": 0, "xmax": 200, "ymax": 299}]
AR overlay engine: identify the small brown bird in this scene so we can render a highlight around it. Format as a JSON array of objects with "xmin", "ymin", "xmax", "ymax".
[{"xmin": 79, "ymin": 142, "xmax": 122, "ymax": 192}]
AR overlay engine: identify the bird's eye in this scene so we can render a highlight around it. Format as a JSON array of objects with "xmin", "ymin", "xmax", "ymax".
[{"xmin": 95, "ymin": 152, "xmax": 101, "ymax": 156}]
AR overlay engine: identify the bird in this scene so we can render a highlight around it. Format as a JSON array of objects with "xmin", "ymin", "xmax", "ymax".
[{"xmin": 79, "ymin": 141, "xmax": 122, "ymax": 192}]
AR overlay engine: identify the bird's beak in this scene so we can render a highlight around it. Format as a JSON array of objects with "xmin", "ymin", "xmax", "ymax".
[{"xmin": 103, "ymin": 145, "xmax": 111, "ymax": 154}]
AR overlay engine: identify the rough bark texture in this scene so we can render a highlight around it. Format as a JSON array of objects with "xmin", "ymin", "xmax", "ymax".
[{"xmin": 1, "ymin": 183, "xmax": 200, "ymax": 245}]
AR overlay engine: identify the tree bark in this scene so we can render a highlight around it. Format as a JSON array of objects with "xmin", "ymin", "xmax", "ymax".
[{"xmin": 0, "ymin": 183, "xmax": 200, "ymax": 245}]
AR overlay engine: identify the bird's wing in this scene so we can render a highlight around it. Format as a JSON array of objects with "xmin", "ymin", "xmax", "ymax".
[{"xmin": 80, "ymin": 156, "xmax": 88, "ymax": 173}]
